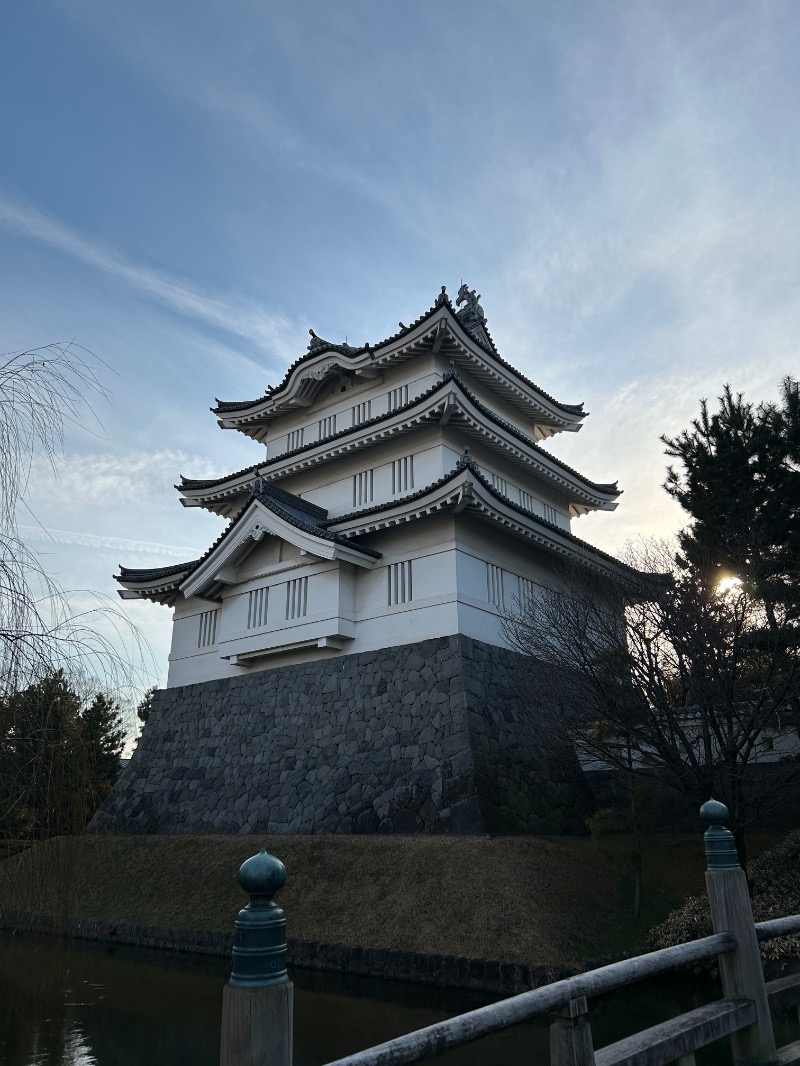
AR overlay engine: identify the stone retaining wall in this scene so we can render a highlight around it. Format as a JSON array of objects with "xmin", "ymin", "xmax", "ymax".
[
  {"xmin": 0, "ymin": 911, "xmax": 584, "ymax": 995},
  {"xmin": 89, "ymin": 635, "xmax": 588, "ymax": 836}
]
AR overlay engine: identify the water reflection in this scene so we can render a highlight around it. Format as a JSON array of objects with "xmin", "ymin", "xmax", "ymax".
[{"xmin": 1, "ymin": 933, "xmax": 798, "ymax": 1066}]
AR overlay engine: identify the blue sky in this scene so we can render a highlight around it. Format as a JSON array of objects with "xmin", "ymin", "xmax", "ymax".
[{"xmin": 2, "ymin": 1, "xmax": 799, "ymax": 692}]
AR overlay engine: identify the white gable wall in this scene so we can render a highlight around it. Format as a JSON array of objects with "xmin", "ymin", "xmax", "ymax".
[{"xmin": 164, "ymin": 509, "xmax": 578, "ymax": 687}]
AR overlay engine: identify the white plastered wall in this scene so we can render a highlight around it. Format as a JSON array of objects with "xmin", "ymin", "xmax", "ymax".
[{"xmin": 165, "ymin": 509, "xmax": 574, "ymax": 686}]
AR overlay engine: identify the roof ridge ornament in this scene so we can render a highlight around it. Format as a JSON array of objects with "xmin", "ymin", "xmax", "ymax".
[
  {"xmin": 307, "ymin": 329, "xmax": 356, "ymax": 355},
  {"xmin": 435, "ymin": 285, "xmax": 448, "ymax": 306},
  {"xmin": 456, "ymin": 283, "xmax": 487, "ymax": 333},
  {"xmin": 456, "ymin": 444, "xmax": 472, "ymax": 470}
]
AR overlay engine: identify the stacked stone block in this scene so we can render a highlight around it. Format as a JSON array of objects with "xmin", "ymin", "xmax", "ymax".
[{"xmin": 90, "ymin": 636, "xmax": 587, "ymax": 835}]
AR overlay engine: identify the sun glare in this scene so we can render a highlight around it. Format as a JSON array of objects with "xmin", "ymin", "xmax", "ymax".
[{"xmin": 717, "ymin": 576, "xmax": 743, "ymax": 596}]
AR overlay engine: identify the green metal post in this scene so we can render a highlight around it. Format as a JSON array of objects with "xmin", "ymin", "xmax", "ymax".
[{"xmin": 220, "ymin": 849, "xmax": 293, "ymax": 1066}]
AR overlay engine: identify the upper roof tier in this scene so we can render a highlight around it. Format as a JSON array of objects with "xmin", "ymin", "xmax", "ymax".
[
  {"xmin": 213, "ymin": 285, "xmax": 587, "ymax": 441},
  {"xmin": 181, "ymin": 368, "xmax": 620, "ymax": 519}
]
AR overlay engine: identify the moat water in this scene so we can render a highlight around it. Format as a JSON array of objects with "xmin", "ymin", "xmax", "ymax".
[{"xmin": 1, "ymin": 933, "xmax": 798, "ymax": 1066}]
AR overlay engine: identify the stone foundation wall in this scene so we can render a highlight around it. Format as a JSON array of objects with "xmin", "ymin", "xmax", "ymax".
[{"xmin": 90, "ymin": 635, "xmax": 588, "ymax": 835}]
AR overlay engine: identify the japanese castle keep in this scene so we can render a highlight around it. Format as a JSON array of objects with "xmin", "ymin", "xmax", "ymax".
[{"xmin": 93, "ymin": 284, "xmax": 624, "ymax": 836}]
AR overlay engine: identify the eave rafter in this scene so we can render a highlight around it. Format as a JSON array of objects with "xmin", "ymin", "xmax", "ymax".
[
  {"xmin": 327, "ymin": 462, "xmax": 630, "ymax": 578},
  {"xmin": 181, "ymin": 374, "xmax": 619, "ymax": 517},
  {"xmin": 212, "ymin": 293, "xmax": 586, "ymax": 439}
]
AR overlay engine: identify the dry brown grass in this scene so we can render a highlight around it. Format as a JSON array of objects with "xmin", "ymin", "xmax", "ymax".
[
  {"xmin": 3, "ymin": 832, "xmax": 779, "ymax": 966},
  {"xmin": 1, "ymin": 834, "xmax": 622, "ymax": 966}
]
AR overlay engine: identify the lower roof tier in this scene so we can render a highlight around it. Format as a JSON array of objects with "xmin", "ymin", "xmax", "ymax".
[{"xmin": 118, "ymin": 457, "xmax": 633, "ymax": 608}]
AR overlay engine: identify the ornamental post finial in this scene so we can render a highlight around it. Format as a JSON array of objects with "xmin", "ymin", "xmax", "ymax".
[
  {"xmin": 228, "ymin": 849, "xmax": 289, "ymax": 988},
  {"xmin": 700, "ymin": 799, "xmax": 739, "ymax": 870}
]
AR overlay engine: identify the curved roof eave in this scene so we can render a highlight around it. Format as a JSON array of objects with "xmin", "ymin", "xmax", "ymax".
[
  {"xmin": 212, "ymin": 292, "xmax": 585, "ymax": 424},
  {"xmin": 326, "ymin": 459, "xmax": 637, "ymax": 577},
  {"xmin": 181, "ymin": 371, "xmax": 620, "ymax": 506}
]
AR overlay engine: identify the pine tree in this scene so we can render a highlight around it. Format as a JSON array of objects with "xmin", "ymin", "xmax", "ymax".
[{"xmin": 661, "ymin": 377, "xmax": 800, "ymax": 621}]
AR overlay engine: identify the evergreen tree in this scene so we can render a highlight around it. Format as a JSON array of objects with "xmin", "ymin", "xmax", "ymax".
[
  {"xmin": 661, "ymin": 377, "xmax": 800, "ymax": 620},
  {"xmin": 79, "ymin": 692, "xmax": 125, "ymax": 809},
  {"xmin": 136, "ymin": 685, "xmax": 159, "ymax": 726},
  {"xmin": 0, "ymin": 672, "xmax": 125, "ymax": 836}
]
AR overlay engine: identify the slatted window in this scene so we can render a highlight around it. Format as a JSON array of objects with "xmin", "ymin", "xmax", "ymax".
[
  {"xmin": 387, "ymin": 560, "xmax": 413, "ymax": 606},
  {"xmin": 287, "ymin": 428, "xmax": 304, "ymax": 451},
  {"xmin": 486, "ymin": 563, "xmax": 504, "ymax": 609},
  {"xmin": 519, "ymin": 577, "xmax": 536, "ymax": 612},
  {"xmin": 391, "ymin": 455, "xmax": 414, "ymax": 495},
  {"xmin": 318, "ymin": 414, "xmax": 336, "ymax": 438},
  {"xmin": 543, "ymin": 504, "xmax": 558, "ymax": 525},
  {"xmin": 352, "ymin": 469, "xmax": 374, "ymax": 507},
  {"xmin": 285, "ymin": 577, "xmax": 308, "ymax": 620},
  {"xmin": 519, "ymin": 489, "xmax": 535, "ymax": 512},
  {"xmin": 387, "ymin": 385, "xmax": 408, "ymax": 410},
  {"xmin": 351, "ymin": 400, "xmax": 371, "ymax": 425},
  {"xmin": 490, "ymin": 473, "xmax": 508, "ymax": 496},
  {"xmin": 247, "ymin": 586, "xmax": 269, "ymax": 629},
  {"xmin": 197, "ymin": 609, "xmax": 219, "ymax": 648}
]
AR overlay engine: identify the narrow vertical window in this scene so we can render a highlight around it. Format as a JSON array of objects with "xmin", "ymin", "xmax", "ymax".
[
  {"xmin": 352, "ymin": 469, "xmax": 374, "ymax": 507},
  {"xmin": 543, "ymin": 504, "xmax": 558, "ymax": 525},
  {"xmin": 519, "ymin": 577, "xmax": 535, "ymax": 612},
  {"xmin": 387, "ymin": 560, "xmax": 413, "ymax": 606},
  {"xmin": 387, "ymin": 385, "xmax": 408, "ymax": 410},
  {"xmin": 486, "ymin": 563, "xmax": 504, "ymax": 609},
  {"xmin": 247, "ymin": 586, "xmax": 269, "ymax": 629},
  {"xmin": 490, "ymin": 473, "xmax": 508, "ymax": 495},
  {"xmin": 285, "ymin": 577, "xmax": 308, "ymax": 620},
  {"xmin": 519, "ymin": 489, "xmax": 535, "ymax": 512},
  {"xmin": 318, "ymin": 414, "xmax": 336, "ymax": 438},
  {"xmin": 287, "ymin": 428, "xmax": 304, "ymax": 451},
  {"xmin": 351, "ymin": 400, "xmax": 371, "ymax": 425},
  {"xmin": 391, "ymin": 455, "xmax": 414, "ymax": 495},
  {"xmin": 198, "ymin": 609, "xmax": 219, "ymax": 647}
]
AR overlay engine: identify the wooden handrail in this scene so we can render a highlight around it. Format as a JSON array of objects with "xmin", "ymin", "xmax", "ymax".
[
  {"xmin": 220, "ymin": 804, "xmax": 796, "ymax": 1066},
  {"xmin": 594, "ymin": 998, "xmax": 756, "ymax": 1066},
  {"xmin": 755, "ymin": 915, "xmax": 800, "ymax": 941},
  {"xmin": 320, "ymin": 934, "xmax": 735, "ymax": 1066}
]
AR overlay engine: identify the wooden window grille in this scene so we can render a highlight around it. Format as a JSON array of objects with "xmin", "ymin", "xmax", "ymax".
[
  {"xmin": 543, "ymin": 504, "xmax": 558, "ymax": 525},
  {"xmin": 351, "ymin": 400, "xmax": 371, "ymax": 425},
  {"xmin": 519, "ymin": 489, "xmax": 535, "ymax": 512},
  {"xmin": 352, "ymin": 469, "xmax": 374, "ymax": 507},
  {"xmin": 318, "ymin": 414, "xmax": 336, "ymax": 439},
  {"xmin": 247, "ymin": 587, "xmax": 269, "ymax": 629},
  {"xmin": 387, "ymin": 385, "xmax": 408, "ymax": 410},
  {"xmin": 387, "ymin": 560, "xmax": 413, "ymax": 606},
  {"xmin": 391, "ymin": 455, "xmax": 414, "ymax": 495},
  {"xmin": 285, "ymin": 577, "xmax": 308, "ymax": 620},
  {"xmin": 287, "ymin": 428, "xmax": 304, "ymax": 451},
  {"xmin": 197, "ymin": 609, "xmax": 219, "ymax": 648},
  {"xmin": 486, "ymin": 563, "xmax": 504, "ymax": 609}
]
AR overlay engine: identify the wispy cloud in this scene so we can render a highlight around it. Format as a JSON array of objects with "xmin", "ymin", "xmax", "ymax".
[
  {"xmin": 0, "ymin": 196, "xmax": 302, "ymax": 360},
  {"xmin": 20, "ymin": 524, "xmax": 197, "ymax": 558}
]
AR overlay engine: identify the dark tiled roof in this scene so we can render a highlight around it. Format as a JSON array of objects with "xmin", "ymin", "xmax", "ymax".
[
  {"xmin": 454, "ymin": 375, "xmax": 619, "ymax": 496},
  {"xmin": 212, "ymin": 291, "xmax": 585, "ymax": 419},
  {"xmin": 116, "ymin": 560, "xmax": 198, "ymax": 585},
  {"xmin": 117, "ymin": 483, "xmax": 379, "ymax": 591},
  {"xmin": 248, "ymin": 483, "xmax": 380, "ymax": 559},
  {"xmin": 328, "ymin": 457, "xmax": 635, "ymax": 575},
  {"xmin": 183, "ymin": 370, "xmax": 619, "ymax": 500}
]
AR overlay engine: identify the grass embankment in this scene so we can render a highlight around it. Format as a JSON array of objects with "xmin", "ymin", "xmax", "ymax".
[{"xmin": 0, "ymin": 833, "xmax": 781, "ymax": 966}]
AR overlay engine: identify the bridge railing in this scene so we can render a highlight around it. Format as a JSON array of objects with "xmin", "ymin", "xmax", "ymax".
[{"xmin": 219, "ymin": 801, "xmax": 800, "ymax": 1066}]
